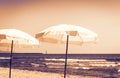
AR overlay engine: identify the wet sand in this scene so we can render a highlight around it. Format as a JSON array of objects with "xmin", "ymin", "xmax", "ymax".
[{"xmin": 0, "ymin": 67, "xmax": 98, "ymax": 78}]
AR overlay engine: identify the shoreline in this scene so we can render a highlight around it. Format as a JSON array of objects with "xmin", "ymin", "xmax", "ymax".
[{"xmin": 0, "ymin": 67, "xmax": 98, "ymax": 78}]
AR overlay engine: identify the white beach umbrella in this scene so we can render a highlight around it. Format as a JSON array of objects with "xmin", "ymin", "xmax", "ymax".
[
  {"xmin": 0, "ymin": 29, "xmax": 39, "ymax": 78},
  {"xmin": 36, "ymin": 24, "xmax": 97, "ymax": 44},
  {"xmin": 35, "ymin": 24, "xmax": 98, "ymax": 78},
  {"xmin": 0, "ymin": 29, "xmax": 39, "ymax": 48}
]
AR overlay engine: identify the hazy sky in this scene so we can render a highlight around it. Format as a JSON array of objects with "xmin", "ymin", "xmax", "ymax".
[{"xmin": 0, "ymin": 0, "xmax": 120, "ymax": 54}]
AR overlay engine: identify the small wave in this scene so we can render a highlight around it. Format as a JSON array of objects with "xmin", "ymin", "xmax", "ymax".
[
  {"xmin": 45, "ymin": 58, "xmax": 106, "ymax": 62},
  {"xmin": 0, "ymin": 57, "xmax": 10, "ymax": 59}
]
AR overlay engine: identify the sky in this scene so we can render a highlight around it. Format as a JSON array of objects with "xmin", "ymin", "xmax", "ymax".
[{"xmin": 0, "ymin": 0, "xmax": 120, "ymax": 54}]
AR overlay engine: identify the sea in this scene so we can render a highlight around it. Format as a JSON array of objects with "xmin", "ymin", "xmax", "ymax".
[{"xmin": 0, "ymin": 53, "xmax": 120, "ymax": 78}]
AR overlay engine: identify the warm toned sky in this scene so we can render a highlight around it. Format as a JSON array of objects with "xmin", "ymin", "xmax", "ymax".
[{"xmin": 0, "ymin": 0, "xmax": 120, "ymax": 54}]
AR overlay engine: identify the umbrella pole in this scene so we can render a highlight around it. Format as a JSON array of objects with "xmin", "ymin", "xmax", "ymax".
[
  {"xmin": 64, "ymin": 35, "xmax": 69, "ymax": 78},
  {"xmin": 9, "ymin": 40, "xmax": 13, "ymax": 78}
]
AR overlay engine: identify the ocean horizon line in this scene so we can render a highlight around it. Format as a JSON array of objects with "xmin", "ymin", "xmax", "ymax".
[{"xmin": 0, "ymin": 52, "xmax": 120, "ymax": 59}]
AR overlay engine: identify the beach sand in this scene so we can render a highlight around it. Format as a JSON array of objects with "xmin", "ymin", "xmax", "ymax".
[{"xmin": 0, "ymin": 67, "xmax": 98, "ymax": 78}]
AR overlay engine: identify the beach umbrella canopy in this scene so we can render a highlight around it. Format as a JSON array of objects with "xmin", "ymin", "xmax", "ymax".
[
  {"xmin": 35, "ymin": 24, "xmax": 98, "ymax": 78},
  {"xmin": 0, "ymin": 29, "xmax": 39, "ymax": 48},
  {"xmin": 0, "ymin": 29, "xmax": 39, "ymax": 78},
  {"xmin": 36, "ymin": 24, "xmax": 97, "ymax": 45}
]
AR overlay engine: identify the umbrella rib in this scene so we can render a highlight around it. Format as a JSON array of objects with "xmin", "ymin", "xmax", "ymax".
[{"xmin": 78, "ymin": 33, "xmax": 84, "ymax": 45}]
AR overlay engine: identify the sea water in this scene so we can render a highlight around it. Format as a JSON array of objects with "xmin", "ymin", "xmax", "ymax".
[{"xmin": 0, "ymin": 53, "xmax": 120, "ymax": 77}]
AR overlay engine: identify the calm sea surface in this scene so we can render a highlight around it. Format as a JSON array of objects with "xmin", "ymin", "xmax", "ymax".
[{"xmin": 0, "ymin": 53, "xmax": 120, "ymax": 59}]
